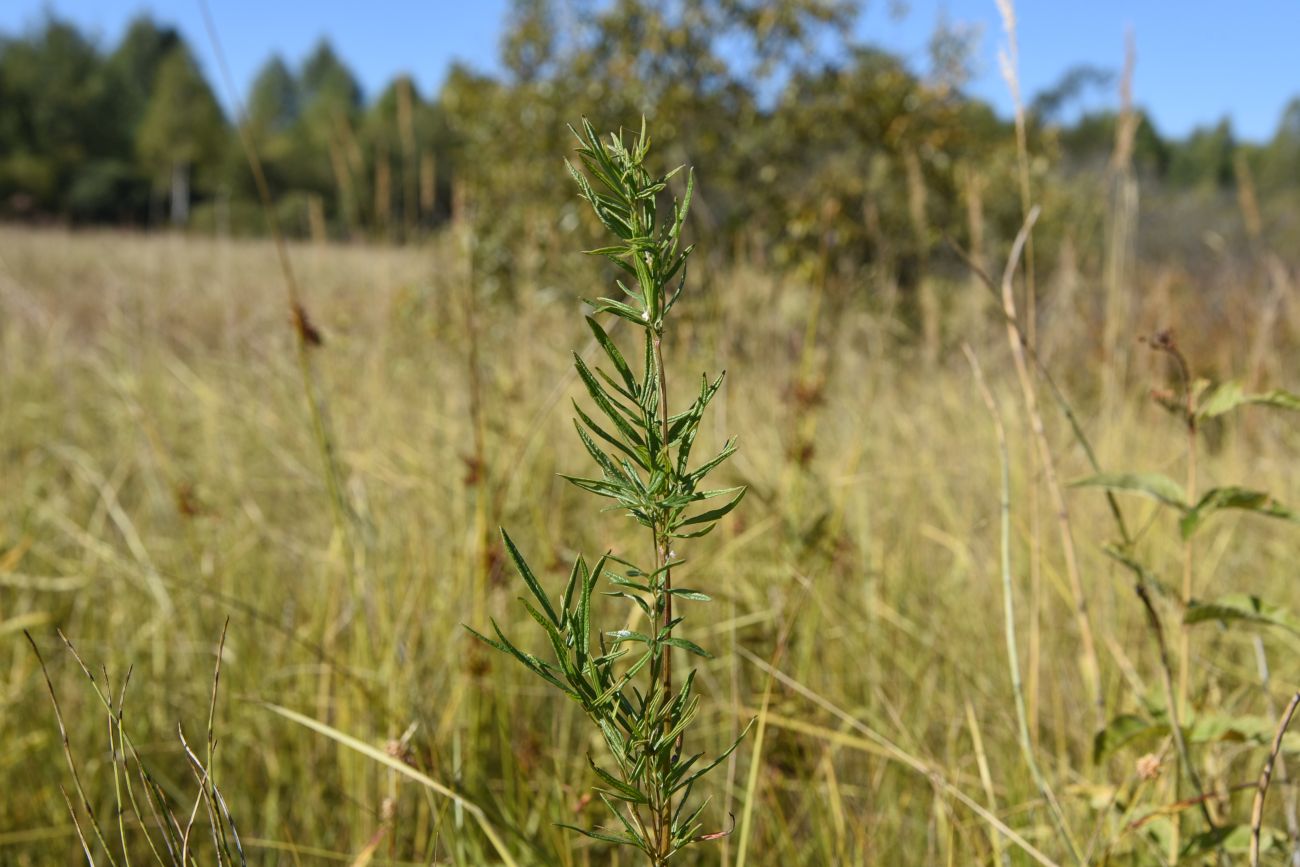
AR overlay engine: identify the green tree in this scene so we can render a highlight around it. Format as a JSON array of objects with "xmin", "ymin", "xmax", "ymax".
[
  {"xmin": 136, "ymin": 47, "xmax": 227, "ymax": 225},
  {"xmin": 1057, "ymin": 110, "xmax": 1169, "ymax": 177},
  {"xmin": 105, "ymin": 15, "xmax": 181, "ymax": 133},
  {"xmin": 1260, "ymin": 97, "xmax": 1300, "ymax": 193},
  {"xmin": 502, "ymin": 0, "xmax": 558, "ymax": 83},
  {"xmin": 0, "ymin": 17, "xmax": 118, "ymax": 216},
  {"xmin": 300, "ymin": 39, "xmax": 363, "ymax": 112},
  {"xmin": 247, "ymin": 54, "xmax": 300, "ymax": 139},
  {"xmin": 1168, "ymin": 118, "xmax": 1236, "ymax": 189},
  {"xmin": 295, "ymin": 39, "xmax": 365, "ymax": 231}
]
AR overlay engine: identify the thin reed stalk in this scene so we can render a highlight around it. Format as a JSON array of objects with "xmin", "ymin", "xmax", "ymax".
[
  {"xmin": 1252, "ymin": 693, "xmax": 1300, "ymax": 867},
  {"xmin": 964, "ymin": 345, "xmax": 1083, "ymax": 867},
  {"xmin": 998, "ymin": 208, "xmax": 1104, "ymax": 729},
  {"xmin": 198, "ymin": 1, "xmax": 365, "ymax": 605}
]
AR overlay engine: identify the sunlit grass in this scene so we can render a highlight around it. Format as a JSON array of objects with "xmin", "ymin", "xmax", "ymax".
[{"xmin": 4, "ymin": 224, "xmax": 1300, "ymax": 864}]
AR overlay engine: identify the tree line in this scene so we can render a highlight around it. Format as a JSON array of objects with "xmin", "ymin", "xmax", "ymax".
[{"xmin": 2, "ymin": 1, "xmax": 1299, "ymax": 270}]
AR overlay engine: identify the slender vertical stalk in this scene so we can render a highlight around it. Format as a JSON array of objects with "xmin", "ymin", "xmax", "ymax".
[
  {"xmin": 999, "ymin": 209, "xmax": 1103, "ymax": 729},
  {"xmin": 1254, "ymin": 637, "xmax": 1300, "ymax": 865},
  {"xmin": 650, "ymin": 328, "xmax": 674, "ymax": 865},
  {"xmin": 652, "ymin": 331, "xmax": 673, "ymax": 701},
  {"xmin": 1160, "ymin": 332, "xmax": 1199, "ymax": 862},
  {"xmin": 965, "ymin": 346, "xmax": 1083, "ymax": 867},
  {"xmin": 199, "ymin": 0, "xmax": 360, "ymax": 594},
  {"xmin": 462, "ymin": 227, "xmax": 491, "ymax": 629},
  {"xmin": 1253, "ymin": 693, "xmax": 1300, "ymax": 867}
]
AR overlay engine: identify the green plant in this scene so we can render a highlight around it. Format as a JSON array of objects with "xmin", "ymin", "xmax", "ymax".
[
  {"xmin": 1074, "ymin": 333, "xmax": 1300, "ymax": 860},
  {"xmin": 467, "ymin": 118, "xmax": 749, "ymax": 865}
]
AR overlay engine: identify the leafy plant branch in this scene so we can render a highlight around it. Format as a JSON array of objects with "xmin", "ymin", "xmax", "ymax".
[{"xmin": 468, "ymin": 118, "xmax": 749, "ymax": 865}]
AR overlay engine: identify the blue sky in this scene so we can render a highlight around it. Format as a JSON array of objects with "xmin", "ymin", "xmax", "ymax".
[{"xmin": 2, "ymin": 1, "xmax": 1296, "ymax": 142}]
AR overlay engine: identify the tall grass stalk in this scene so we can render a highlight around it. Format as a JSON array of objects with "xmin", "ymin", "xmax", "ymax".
[
  {"xmin": 199, "ymin": 0, "xmax": 365, "ymax": 601},
  {"xmin": 964, "ymin": 345, "xmax": 1083, "ymax": 866},
  {"xmin": 995, "ymin": 0, "xmax": 1053, "ymax": 740},
  {"xmin": 996, "ymin": 208, "xmax": 1103, "ymax": 727},
  {"xmin": 1253, "ymin": 693, "xmax": 1300, "ymax": 867},
  {"xmin": 1102, "ymin": 31, "xmax": 1139, "ymax": 410}
]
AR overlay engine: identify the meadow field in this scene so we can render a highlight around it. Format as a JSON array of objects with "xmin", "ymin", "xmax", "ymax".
[{"xmin": 4, "ymin": 215, "xmax": 1300, "ymax": 866}]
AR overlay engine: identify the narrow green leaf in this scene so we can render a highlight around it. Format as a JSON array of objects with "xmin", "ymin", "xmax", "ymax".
[
  {"xmin": 574, "ymin": 420, "xmax": 633, "ymax": 485},
  {"xmin": 500, "ymin": 529, "xmax": 559, "ymax": 626},
  {"xmin": 663, "ymin": 637, "xmax": 712, "ymax": 658},
  {"xmin": 675, "ymin": 486, "xmax": 747, "ymax": 529},
  {"xmin": 573, "ymin": 403, "xmax": 649, "ymax": 469},
  {"xmin": 555, "ymin": 823, "xmax": 645, "ymax": 850},
  {"xmin": 561, "ymin": 556, "xmax": 585, "ymax": 627},
  {"xmin": 587, "ymin": 757, "xmax": 649, "ymax": 804},
  {"xmin": 673, "ymin": 719, "xmax": 755, "ymax": 794},
  {"xmin": 687, "ymin": 438, "xmax": 738, "ymax": 483},
  {"xmin": 573, "ymin": 352, "xmax": 646, "ymax": 447}
]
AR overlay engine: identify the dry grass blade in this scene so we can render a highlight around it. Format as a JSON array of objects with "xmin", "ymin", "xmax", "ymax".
[
  {"xmin": 261, "ymin": 702, "xmax": 519, "ymax": 867},
  {"xmin": 997, "ymin": 206, "xmax": 1103, "ymax": 730},
  {"xmin": 1252, "ymin": 692, "xmax": 1300, "ymax": 866},
  {"xmin": 24, "ymin": 631, "xmax": 121, "ymax": 867},
  {"xmin": 59, "ymin": 785, "xmax": 95, "ymax": 865},
  {"xmin": 735, "ymin": 647, "xmax": 1062, "ymax": 867},
  {"xmin": 964, "ymin": 343, "xmax": 1083, "ymax": 866}
]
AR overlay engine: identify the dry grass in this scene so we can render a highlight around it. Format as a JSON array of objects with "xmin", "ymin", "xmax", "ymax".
[{"xmin": 3, "ymin": 225, "xmax": 1300, "ymax": 864}]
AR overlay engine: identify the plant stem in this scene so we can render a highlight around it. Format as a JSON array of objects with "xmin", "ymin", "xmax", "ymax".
[
  {"xmin": 999, "ymin": 208, "xmax": 1103, "ymax": 730},
  {"xmin": 651, "ymin": 326, "xmax": 674, "ymax": 865},
  {"xmin": 653, "ymin": 330, "xmax": 673, "ymax": 700},
  {"xmin": 966, "ymin": 345, "xmax": 1084, "ymax": 867}
]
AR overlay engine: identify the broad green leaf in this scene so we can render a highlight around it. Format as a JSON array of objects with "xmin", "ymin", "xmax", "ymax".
[
  {"xmin": 1179, "ymin": 486, "xmax": 1300, "ymax": 538},
  {"xmin": 1069, "ymin": 473, "xmax": 1187, "ymax": 510},
  {"xmin": 1181, "ymin": 824, "xmax": 1277, "ymax": 857},
  {"xmin": 1094, "ymin": 708, "xmax": 1291, "ymax": 763},
  {"xmin": 1198, "ymin": 379, "xmax": 1300, "ymax": 418},
  {"xmin": 1184, "ymin": 593, "xmax": 1300, "ymax": 636},
  {"xmin": 1093, "ymin": 714, "xmax": 1165, "ymax": 762}
]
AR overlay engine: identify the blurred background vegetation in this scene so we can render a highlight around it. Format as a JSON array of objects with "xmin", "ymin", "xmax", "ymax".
[
  {"xmin": 9, "ymin": 2, "xmax": 1300, "ymax": 865},
  {"xmin": 3, "ymin": 0, "xmax": 1299, "ymax": 285}
]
